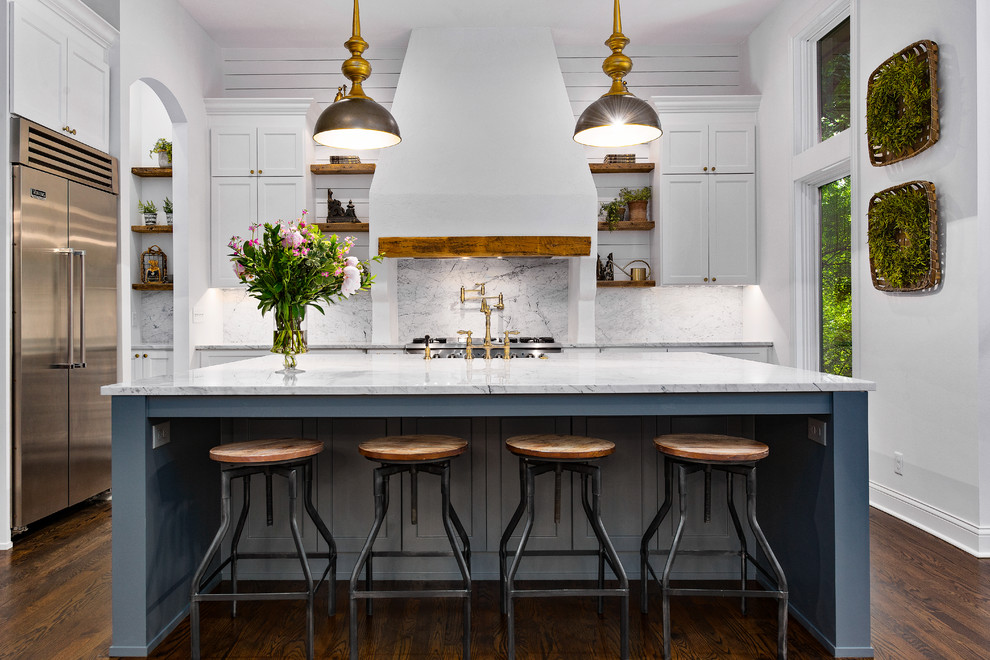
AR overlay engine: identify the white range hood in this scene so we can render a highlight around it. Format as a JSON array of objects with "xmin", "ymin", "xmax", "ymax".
[{"xmin": 370, "ymin": 27, "xmax": 597, "ymax": 255}]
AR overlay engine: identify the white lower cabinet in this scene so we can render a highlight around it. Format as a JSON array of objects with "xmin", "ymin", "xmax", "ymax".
[{"xmin": 131, "ymin": 349, "xmax": 173, "ymax": 380}]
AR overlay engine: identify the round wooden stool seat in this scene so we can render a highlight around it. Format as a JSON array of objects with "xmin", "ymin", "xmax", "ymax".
[
  {"xmin": 654, "ymin": 433, "xmax": 769, "ymax": 462},
  {"xmin": 209, "ymin": 438, "xmax": 324, "ymax": 464},
  {"xmin": 505, "ymin": 434, "xmax": 615, "ymax": 460},
  {"xmin": 358, "ymin": 434, "xmax": 468, "ymax": 461}
]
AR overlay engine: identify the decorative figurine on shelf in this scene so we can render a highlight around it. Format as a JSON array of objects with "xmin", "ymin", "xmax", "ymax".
[
  {"xmin": 344, "ymin": 200, "xmax": 358, "ymax": 220},
  {"xmin": 604, "ymin": 253, "xmax": 614, "ymax": 281},
  {"xmin": 326, "ymin": 189, "xmax": 346, "ymax": 221},
  {"xmin": 141, "ymin": 245, "xmax": 167, "ymax": 284},
  {"xmin": 597, "ymin": 254, "xmax": 605, "ymax": 280}
]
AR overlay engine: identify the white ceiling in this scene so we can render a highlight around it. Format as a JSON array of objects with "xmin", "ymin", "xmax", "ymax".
[{"xmin": 175, "ymin": 0, "xmax": 784, "ymax": 49}]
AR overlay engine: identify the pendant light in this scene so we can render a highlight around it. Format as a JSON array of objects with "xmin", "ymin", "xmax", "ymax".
[
  {"xmin": 573, "ymin": 0, "xmax": 662, "ymax": 147},
  {"xmin": 313, "ymin": 0, "xmax": 401, "ymax": 150}
]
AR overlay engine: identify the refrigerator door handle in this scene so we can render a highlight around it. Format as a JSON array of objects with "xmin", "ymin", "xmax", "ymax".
[
  {"xmin": 74, "ymin": 249, "xmax": 86, "ymax": 368},
  {"xmin": 54, "ymin": 248, "xmax": 74, "ymax": 369}
]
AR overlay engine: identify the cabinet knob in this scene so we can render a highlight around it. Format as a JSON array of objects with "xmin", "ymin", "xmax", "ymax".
[
  {"xmin": 704, "ymin": 277, "xmax": 709, "ymax": 282},
  {"xmin": 143, "ymin": 354, "xmax": 148, "ymax": 358},
  {"xmin": 134, "ymin": 353, "xmax": 139, "ymax": 358},
  {"xmin": 711, "ymin": 166, "xmax": 715, "ymax": 172},
  {"xmin": 711, "ymin": 277, "xmax": 716, "ymax": 282},
  {"xmin": 258, "ymin": 169, "xmax": 262, "ymax": 174},
  {"xmin": 250, "ymin": 169, "xmax": 255, "ymax": 174},
  {"xmin": 703, "ymin": 166, "xmax": 708, "ymax": 172}
]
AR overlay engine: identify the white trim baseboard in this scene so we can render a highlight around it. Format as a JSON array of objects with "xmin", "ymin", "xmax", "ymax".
[
  {"xmin": 0, "ymin": 541, "xmax": 12, "ymax": 551},
  {"xmin": 870, "ymin": 481, "xmax": 990, "ymax": 558}
]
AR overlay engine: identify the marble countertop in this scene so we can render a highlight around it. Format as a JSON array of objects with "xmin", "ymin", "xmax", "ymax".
[
  {"xmin": 193, "ymin": 341, "xmax": 773, "ymax": 351},
  {"xmin": 103, "ymin": 351, "xmax": 873, "ymax": 396}
]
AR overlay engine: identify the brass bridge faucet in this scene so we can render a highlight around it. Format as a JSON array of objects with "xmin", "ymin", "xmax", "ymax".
[
  {"xmin": 502, "ymin": 330, "xmax": 520, "ymax": 360},
  {"xmin": 460, "ymin": 283, "xmax": 506, "ymax": 360},
  {"xmin": 456, "ymin": 330, "xmax": 474, "ymax": 360}
]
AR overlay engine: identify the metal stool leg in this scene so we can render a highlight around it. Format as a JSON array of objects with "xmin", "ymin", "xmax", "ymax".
[
  {"xmin": 350, "ymin": 466, "xmax": 389, "ymax": 660},
  {"xmin": 229, "ymin": 474, "xmax": 251, "ymax": 618},
  {"xmin": 504, "ymin": 461, "xmax": 537, "ymax": 660},
  {"xmin": 726, "ymin": 471, "xmax": 749, "ymax": 615},
  {"xmin": 582, "ymin": 463, "xmax": 630, "ymax": 660},
  {"xmin": 641, "ymin": 458, "xmax": 674, "ymax": 614},
  {"xmin": 744, "ymin": 466, "xmax": 789, "ymax": 659},
  {"xmin": 190, "ymin": 469, "xmax": 234, "ymax": 660},
  {"xmin": 578, "ymin": 471, "xmax": 605, "ymax": 615},
  {"xmin": 499, "ymin": 456, "xmax": 528, "ymax": 615},
  {"xmin": 284, "ymin": 468, "xmax": 315, "ymax": 660},
  {"xmin": 302, "ymin": 459, "xmax": 337, "ymax": 616},
  {"xmin": 438, "ymin": 461, "xmax": 472, "ymax": 659},
  {"xmin": 661, "ymin": 463, "xmax": 688, "ymax": 660}
]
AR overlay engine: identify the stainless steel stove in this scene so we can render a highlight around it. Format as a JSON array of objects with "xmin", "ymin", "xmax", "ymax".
[{"xmin": 404, "ymin": 336, "xmax": 562, "ymax": 359}]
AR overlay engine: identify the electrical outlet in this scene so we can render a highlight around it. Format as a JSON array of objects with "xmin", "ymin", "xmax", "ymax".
[
  {"xmin": 807, "ymin": 418, "xmax": 827, "ymax": 446},
  {"xmin": 152, "ymin": 421, "xmax": 171, "ymax": 449},
  {"xmin": 894, "ymin": 451, "xmax": 904, "ymax": 475}
]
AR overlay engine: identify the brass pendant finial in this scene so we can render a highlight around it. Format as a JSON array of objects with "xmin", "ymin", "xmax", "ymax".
[
  {"xmin": 340, "ymin": 0, "xmax": 372, "ymax": 100},
  {"xmin": 602, "ymin": 0, "xmax": 632, "ymax": 97}
]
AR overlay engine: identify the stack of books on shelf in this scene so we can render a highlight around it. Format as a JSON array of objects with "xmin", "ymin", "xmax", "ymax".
[{"xmin": 603, "ymin": 154, "xmax": 636, "ymax": 164}]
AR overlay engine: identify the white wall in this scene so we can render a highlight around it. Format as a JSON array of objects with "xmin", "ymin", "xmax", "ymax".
[
  {"xmin": 858, "ymin": 0, "xmax": 985, "ymax": 555},
  {"xmin": 746, "ymin": 0, "xmax": 988, "ymax": 555},
  {"xmin": 118, "ymin": 0, "xmax": 223, "ymax": 372},
  {"xmin": 978, "ymin": 0, "xmax": 990, "ymax": 545}
]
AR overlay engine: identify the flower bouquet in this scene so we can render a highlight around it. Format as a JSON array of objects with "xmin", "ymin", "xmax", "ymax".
[{"xmin": 229, "ymin": 211, "xmax": 383, "ymax": 371}]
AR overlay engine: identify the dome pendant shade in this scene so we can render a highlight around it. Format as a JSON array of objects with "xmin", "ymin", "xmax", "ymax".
[
  {"xmin": 313, "ymin": 97, "xmax": 401, "ymax": 149},
  {"xmin": 573, "ymin": 94, "xmax": 662, "ymax": 147}
]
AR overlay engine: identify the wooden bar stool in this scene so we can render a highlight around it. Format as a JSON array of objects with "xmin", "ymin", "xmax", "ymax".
[
  {"xmin": 499, "ymin": 434, "xmax": 629, "ymax": 660},
  {"xmin": 349, "ymin": 435, "xmax": 471, "ymax": 660},
  {"xmin": 189, "ymin": 438, "xmax": 337, "ymax": 660},
  {"xmin": 640, "ymin": 433, "xmax": 788, "ymax": 659}
]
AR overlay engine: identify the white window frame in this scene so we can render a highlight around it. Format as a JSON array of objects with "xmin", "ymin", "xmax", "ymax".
[{"xmin": 790, "ymin": 0, "xmax": 853, "ymax": 372}]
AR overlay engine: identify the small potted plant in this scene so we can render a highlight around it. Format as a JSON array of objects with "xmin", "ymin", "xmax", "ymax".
[
  {"xmin": 162, "ymin": 197, "xmax": 173, "ymax": 225},
  {"xmin": 150, "ymin": 138, "xmax": 172, "ymax": 167},
  {"xmin": 619, "ymin": 186, "xmax": 652, "ymax": 223},
  {"xmin": 599, "ymin": 199, "xmax": 626, "ymax": 231},
  {"xmin": 138, "ymin": 199, "xmax": 158, "ymax": 225}
]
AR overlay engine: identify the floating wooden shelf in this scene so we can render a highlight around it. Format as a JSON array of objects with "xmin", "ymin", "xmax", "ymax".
[
  {"xmin": 131, "ymin": 224, "xmax": 173, "ymax": 233},
  {"xmin": 598, "ymin": 221, "xmax": 655, "ymax": 231},
  {"xmin": 316, "ymin": 222, "xmax": 369, "ymax": 233},
  {"xmin": 131, "ymin": 167, "xmax": 172, "ymax": 177},
  {"xmin": 378, "ymin": 235, "xmax": 591, "ymax": 258},
  {"xmin": 597, "ymin": 280, "xmax": 656, "ymax": 288},
  {"xmin": 132, "ymin": 282, "xmax": 173, "ymax": 291},
  {"xmin": 589, "ymin": 163, "xmax": 655, "ymax": 174},
  {"xmin": 310, "ymin": 163, "xmax": 376, "ymax": 175}
]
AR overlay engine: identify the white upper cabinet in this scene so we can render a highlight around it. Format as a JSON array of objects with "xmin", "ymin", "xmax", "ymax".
[
  {"xmin": 211, "ymin": 126, "xmax": 306, "ymax": 177},
  {"xmin": 10, "ymin": 0, "xmax": 114, "ymax": 152},
  {"xmin": 661, "ymin": 123, "xmax": 755, "ymax": 175},
  {"xmin": 655, "ymin": 96, "xmax": 760, "ymax": 286}
]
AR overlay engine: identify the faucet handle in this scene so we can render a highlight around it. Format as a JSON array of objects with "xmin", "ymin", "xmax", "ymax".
[
  {"xmin": 457, "ymin": 329, "xmax": 474, "ymax": 343},
  {"xmin": 503, "ymin": 330, "xmax": 520, "ymax": 341},
  {"xmin": 501, "ymin": 330, "xmax": 520, "ymax": 360}
]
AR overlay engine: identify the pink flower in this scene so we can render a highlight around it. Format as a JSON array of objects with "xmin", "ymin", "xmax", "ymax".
[
  {"xmin": 233, "ymin": 261, "xmax": 246, "ymax": 276},
  {"xmin": 281, "ymin": 229, "xmax": 305, "ymax": 249},
  {"xmin": 340, "ymin": 265, "xmax": 361, "ymax": 297}
]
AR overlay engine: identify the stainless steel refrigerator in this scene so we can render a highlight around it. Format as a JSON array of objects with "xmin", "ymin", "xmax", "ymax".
[{"xmin": 11, "ymin": 117, "xmax": 118, "ymax": 529}]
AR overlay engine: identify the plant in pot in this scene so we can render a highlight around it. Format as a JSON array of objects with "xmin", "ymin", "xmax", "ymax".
[
  {"xmin": 600, "ymin": 199, "xmax": 626, "ymax": 231},
  {"xmin": 162, "ymin": 197, "xmax": 173, "ymax": 225},
  {"xmin": 138, "ymin": 199, "xmax": 158, "ymax": 225},
  {"xmin": 619, "ymin": 186, "xmax": 652, "ymax": 223},
  {"xmin": 150, "ymin": 138, "xmax": 172, "ymax": 167}
]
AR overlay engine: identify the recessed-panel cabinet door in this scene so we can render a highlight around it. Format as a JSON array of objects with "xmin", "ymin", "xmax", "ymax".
[
  {"xmin": 661, "ymin": 125, "xmax": 708, "ymax": 174},
  {"xmin": 709, "ymin": 174, "xmax": 756, "ymax": 284},
  {"xmin": 710, "ymin": 124, "xmax": 756, "ymax": 174},
  {"xmin": 257, "ymin": 127, "xmax": 306, "ymax": 176},
  {"xmin": 10, "ymin": 1, "xmax": 67, "ymax": 133},
  {"xmin": 66, "ymin": 38, "xmax": 110, "ymax": 151},
  {"xmin": 258, "ymin": 177, "xmax": 306, "ymax": 225},
  {"xmin": 211, "ymin": 177, "xmax": 257, "ymax": 287},
  {"xmin": 211, "ymin": 128, "xmax": 257, "ymax": 176},
  {"xmin": 660, "ymin": 175, "xmax": 709, "ymax": 285}
]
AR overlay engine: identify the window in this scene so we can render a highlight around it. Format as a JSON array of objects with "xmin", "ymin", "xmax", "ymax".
[
  {"xmin": 817, "ymin": 18, "xmax": 850, "ymax": 141},
  {"xmin": 819, "ymin": 176, "xmax": 851, "ymax": 376}
]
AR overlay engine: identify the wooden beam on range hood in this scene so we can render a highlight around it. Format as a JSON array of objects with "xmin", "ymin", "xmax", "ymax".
[{"xmin": 378, "ymin": 236, "xmax": 591, "ymax": 258}]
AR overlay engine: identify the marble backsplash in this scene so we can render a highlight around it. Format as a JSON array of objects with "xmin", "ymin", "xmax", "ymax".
[
  {"xmin": 139, "ymin": 291, "xmax": 174, "ymax": 344},
  {"xmin": 219, "ymin": 259, "xmax": 743, "ymax": 344}
]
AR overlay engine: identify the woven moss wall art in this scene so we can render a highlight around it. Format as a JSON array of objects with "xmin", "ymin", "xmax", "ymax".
[
  {"xmin": 866, "ymin": 40, "xmax": 939, "ymax": 166},
  {"xmin": 867, "ymin": 181, "xmax": 940, "ymax": 292}
]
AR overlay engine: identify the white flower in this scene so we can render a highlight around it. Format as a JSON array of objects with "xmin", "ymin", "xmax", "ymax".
[
  {"xmin": 345, "ymin": 256, "xmax": 359, "ymax": 268},
  {"xmin": 340, "ymin": 265, "xmax": 361, "ymax": 298}
]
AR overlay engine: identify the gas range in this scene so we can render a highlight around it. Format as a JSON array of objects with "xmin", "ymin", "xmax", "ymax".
[{"xmin": 404, "ymin": 336, "xmax": 562, "ymax": 359}]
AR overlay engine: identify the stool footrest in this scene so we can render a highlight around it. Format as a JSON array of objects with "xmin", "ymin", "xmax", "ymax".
[
  {"xmin": 666, "ymin": 586, "xmax": 787, "ymax": 600},
  {"xmin": 509, "ymin": 587, "xmax": 629, "ymax": 599},
  {"xmin": 507, "ymin": 549, "xmax": 604, "ymax": 558},
  {"xmin": 195, "ymin": 591, "xmax": 311, "ymax": 602},
  {"xmin": 351, "ymin": 588, "xmax": 470, "ymax": 599},
  {"xmin": 370, "ymin": 550, "xmax": 460, "ymax": 558}
]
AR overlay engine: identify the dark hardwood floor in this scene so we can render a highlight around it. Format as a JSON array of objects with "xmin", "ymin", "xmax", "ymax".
[{"xmin": 1, "ymin": 501, "xmax": 987, "ymax": 659}]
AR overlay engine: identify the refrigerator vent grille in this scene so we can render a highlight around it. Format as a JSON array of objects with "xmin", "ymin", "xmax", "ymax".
[{"xmin": 11, "ymin": 117, "xmax": 118, "ymax": 195}]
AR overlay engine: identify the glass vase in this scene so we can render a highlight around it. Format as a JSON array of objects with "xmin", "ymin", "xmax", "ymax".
[{"xmin": 272, "ymin": 306, "xmax": 307, "ymax": 372}]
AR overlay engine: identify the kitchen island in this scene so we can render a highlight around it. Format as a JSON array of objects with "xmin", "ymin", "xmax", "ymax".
[{"xmin": 103, "ymin": 351, "xmax": 874, "ymax": 657}]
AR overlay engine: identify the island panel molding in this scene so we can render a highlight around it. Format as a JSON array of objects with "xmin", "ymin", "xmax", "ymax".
[{"xmin": 378, "ymin": 235, "xmax": 592, "ymax": 258}]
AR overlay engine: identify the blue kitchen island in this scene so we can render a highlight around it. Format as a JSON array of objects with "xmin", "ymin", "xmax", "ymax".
[{"xmin": 102, "ymin": 351, "xmax": 875, "ymax": 657}]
